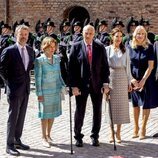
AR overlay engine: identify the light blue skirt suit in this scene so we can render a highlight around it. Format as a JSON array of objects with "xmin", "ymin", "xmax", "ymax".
[{"xmin": 34, "ymin": 54, "xmax": 65, "ymax": 119}]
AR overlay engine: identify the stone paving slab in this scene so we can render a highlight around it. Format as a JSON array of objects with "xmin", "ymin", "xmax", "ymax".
[{"xmin": 0, "ymin": 88, "xmax": 158, "ymax": 158}]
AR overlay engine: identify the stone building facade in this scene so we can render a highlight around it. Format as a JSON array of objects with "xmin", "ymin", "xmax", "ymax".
[{"xmin": 0, "ymin": 0, "xmax": 158, "ymax": 33}]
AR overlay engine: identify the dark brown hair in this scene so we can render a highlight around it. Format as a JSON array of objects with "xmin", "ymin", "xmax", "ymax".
[{"xmin": 110, "ymin": 28, "xmax": 125, "ymax": 53}]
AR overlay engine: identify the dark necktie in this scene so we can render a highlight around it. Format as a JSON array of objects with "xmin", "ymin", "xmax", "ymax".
[{"xmin": 87, "ymin": 45, "xmax": 92, "ymax": 65}]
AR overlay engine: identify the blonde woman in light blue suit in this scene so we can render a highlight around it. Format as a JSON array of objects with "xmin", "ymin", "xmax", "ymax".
[{"xmin": 34, "ymin": 37, "xmax": 65, "ymax": 148}]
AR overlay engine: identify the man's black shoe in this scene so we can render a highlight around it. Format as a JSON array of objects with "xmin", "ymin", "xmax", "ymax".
[
  {"xmin": 153, "ymin": 133, "xmax": 158, "ymax": 137},
  {"xmin": 6, "ymin": 147, "xmax": 20, "ymax": 156},
  {"xmin": 91, "ymin": 138, "xmax": 100, "ymax": 147},
  {"xmin": 75, "ymin": 139, "xmax": 83, "ymax": 147},
  {"xmin": 15, "ymin": 142, "xmax": 30, "ymax": 150}
]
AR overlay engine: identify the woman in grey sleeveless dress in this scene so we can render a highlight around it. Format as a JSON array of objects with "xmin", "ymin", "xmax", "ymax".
[{"xmin": 105, "ymin": 28, "xmax": 132, "ymax": 143}]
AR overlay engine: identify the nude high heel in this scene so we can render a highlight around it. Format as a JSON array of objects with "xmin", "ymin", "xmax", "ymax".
[
  {"xmin": 109, "ymin": 134, "xmax": 114, "ymax": 143},
  {"xmin": 132, "ymin": 126, "xmax": 139, "ymax": 138},
  {"xmin": 139, "ymin": 128, "xmax": 146, "ymax": 140},
  {"xmin": 116, "ymin": 132, "xmax": 121, "ymax": 143}
]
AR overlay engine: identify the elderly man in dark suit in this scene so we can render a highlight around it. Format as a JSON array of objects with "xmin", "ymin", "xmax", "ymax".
[
  {"xmin": 69, "ymin": 24, "xmax": 110, "ymax": 147},
  {"xmin": 0, "ymin": 25, "xmax": 34, "ymax": 156}
]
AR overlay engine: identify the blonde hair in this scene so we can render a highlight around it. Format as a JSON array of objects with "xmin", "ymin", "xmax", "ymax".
[
  {"xmin": 131, "ymin": 25, "xmax": 150, "ymax": 49},
  {"xmin": 41, "ymin": 37, "xmax": 57, "ymax": 52}
]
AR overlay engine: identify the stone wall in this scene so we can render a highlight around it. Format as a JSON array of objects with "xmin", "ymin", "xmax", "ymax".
[{"xmin": 0, "ymin": 0, "xmax": 158, "ymax": 33}]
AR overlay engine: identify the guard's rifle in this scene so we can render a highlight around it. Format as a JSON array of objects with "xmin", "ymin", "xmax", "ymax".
[
  {"xmin": 94, "ymin": 18, "xmax": 100, "ymax": 39},
  {"xmin": 65, "ymin": 18, "xmax": 75, "ymax": 55}
]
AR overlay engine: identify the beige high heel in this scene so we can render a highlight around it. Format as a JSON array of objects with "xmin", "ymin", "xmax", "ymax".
[
  {"xmin": 109, "ymin": 127, "xmax": 115, "ymax": 143},
  {"xmin": 109, "ymin": 135, "xmax": 114, "ymax": 143},
  {"xmin": 42, "ymin": 138, "xmax": 50, "ymax": 148},
  {"xmin": 116, "ymin": 133, "xmax": 121, "ymax": 143},
  {"xmin": 139, "ymin": 128, "xmax": 146, "ymax": 140},
  {"xmin": 47, "ymin": 136, "xmax": 53, "ymax": 145},
  {"xmin": 132, "ymin": 127, "xmax": 139, "ymax": 138}
]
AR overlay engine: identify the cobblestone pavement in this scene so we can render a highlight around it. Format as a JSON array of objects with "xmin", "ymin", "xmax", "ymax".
[{"xmin": 0, "ymin": 88, "xmax": 158, "ymax": 158}]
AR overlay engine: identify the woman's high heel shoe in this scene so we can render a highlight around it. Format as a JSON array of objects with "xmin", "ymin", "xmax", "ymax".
[
  {"xmin": 132, "ymin": 127, "xmax": 139, "ymax": 138},
  {"xmin": 109, "ymin": 134, "xmax": 114, "ymax": 143},
  {"xmin": 116, "ymin": 133, "xmax": 121, "ymax": 143},
  {"xmin": 132, "ymin": 133, "xmax": 139, "ymax": 138},
  {"xmin": 139, "ymin": 129, "xmax": 146, "ymax": 140},
  {"xmin": 47, "ymin": 136, "xmax": 53, "ymax": 145}
]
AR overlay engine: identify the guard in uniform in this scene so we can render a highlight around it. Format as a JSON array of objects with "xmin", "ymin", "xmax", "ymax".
[
  {"xmin": 58, "ymin": 21, "xmax": 71, "ymax": 85},
  {"xmin": 46, "ymin": 21, "xmax": 58, "ymax": 39},
  {"xmin": 65, "ymin": 21, "xmax": 83, "ymax": 54},
  {"xmin": 123, "ymin": 17, "xmax": 138, "ymax": 44},
  {"xmin": 39, "ymin": 20, "xmax": 59, "ymax": 45},
  {"xmin": 71, "ymin": 21, "xmax": 83, "ymax": 43},
  {"xmin": 34, "ymin": 20, "xmax": 44, "ymax": 57},
  {"xmin": 0, "ymin": 24, "xmax": 14, "ymax": 54},
  {"xmin": 0, "ymin": 21, "xmax": 4, "ymax": 35},
  {"xmin": 111, "ymin": 18, "xmax": 125, "ymax": 35},
  {"xmin": 95, "ymin": 19, "xmax": 110, "ymax": 47},
  {"xmin": 0, "ymin": 23, "xmax": 14, "ymax": 89},
  {"xmin": 59, "ymin": 21, "xmax": 71, "ymax": 42}
]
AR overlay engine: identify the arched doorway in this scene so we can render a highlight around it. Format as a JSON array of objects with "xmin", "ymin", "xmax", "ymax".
[{"xmin": 63, "ymin": 6, "xmax": 90, "ymax": 24}]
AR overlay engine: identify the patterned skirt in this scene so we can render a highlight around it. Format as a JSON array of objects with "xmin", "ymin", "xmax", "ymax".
[
  {"xmin": 38, "ymin": 93, "xmax": 62, "ymax": 119},
  {"xmin": 105, "ymin": 67, "xmax": 130, "ymax": 124}
]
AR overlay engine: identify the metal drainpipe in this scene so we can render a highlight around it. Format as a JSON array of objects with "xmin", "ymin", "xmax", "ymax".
[{"xmin": 4, "ymin": 0, "xmax": 9, "ymax": 23}]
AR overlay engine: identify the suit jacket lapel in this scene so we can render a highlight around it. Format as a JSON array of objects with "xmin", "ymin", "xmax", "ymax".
[
  {"xmin": 26, "ymin": 46, "xmax": 35, "ymax": 71},
  {"xmin": 81, "ymin": 41, "xmax": 89, "ymax": 64},
  {"xmin": 14, "ymin": 44, "xmax": 25, "ymax": 66},
  {"xmin": 26, "ymin": 46, "xmax": 30, "ymax": 70},
  {"xmin": 92, "ymin": 40, "xmax": 97, "ymax": 67}
]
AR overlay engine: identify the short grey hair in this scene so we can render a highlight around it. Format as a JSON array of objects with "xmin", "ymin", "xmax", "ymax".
[{"xmin": 83, "ymin": 24, "xmax": 95, "ymax": 34}]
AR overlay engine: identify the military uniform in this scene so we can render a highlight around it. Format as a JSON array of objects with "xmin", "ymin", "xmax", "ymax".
[
  {"xmin": 0, "ymin": 24, "xmax": 15, "ymax": 88},
  {"xmin": 111, "ymin": 18, "xmax": 125, "ymax": 37},
  {"xmin": 59, "ymin": 21, "xmax": 83, "ymax": 85},
  {"xmin": 27, "ymin": 33, "xmax": 36, "ymax": 48},
  {"xmin": 37, "ymin": 20, "xmax": 59, "ymax": 56},
  {"xmin": 95, "ymin": 20, "xmax": 110, "ymax": 47},
  {"xmin": 72, "ymin": 32, "xmax": 83, "ymax": 43},
  {"xmin": 34, "ymin": 32, "xmax": 43, "ymax": 57},
  {"xmin": 123, "ymin": 17, "xmax": 138, "ymax": 45},
  {"xmin": 58, "ymin": 21, "xmax": 71, "ymax": 85},
  {"xmin": 0, "ymin": 24, "xmax": 15, "ymax": 54},
  {"xmin": 148, "ymin": 32, "xmax": 155, "ymax": 44},
  {"xmin": 65, "ymin": 21, "xmax": 83, "ymax": 55},
  {"xmin": 0, "ymin": 34, "xmax": 15, "ymax": 54}
]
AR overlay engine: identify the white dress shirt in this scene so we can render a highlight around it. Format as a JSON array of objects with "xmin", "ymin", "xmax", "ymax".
[{"xmin": 17, "ymin": 42, "xmax": 29, "ymax": 70}]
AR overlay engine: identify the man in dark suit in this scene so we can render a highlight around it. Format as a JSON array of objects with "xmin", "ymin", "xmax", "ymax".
[
  {"xmin": 0, "ymin": 25, "xmax": 34, "ymax": 156},
  {"xmin": 69, "ymin": 24, "xmax": 110, "ymax": 147}
]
